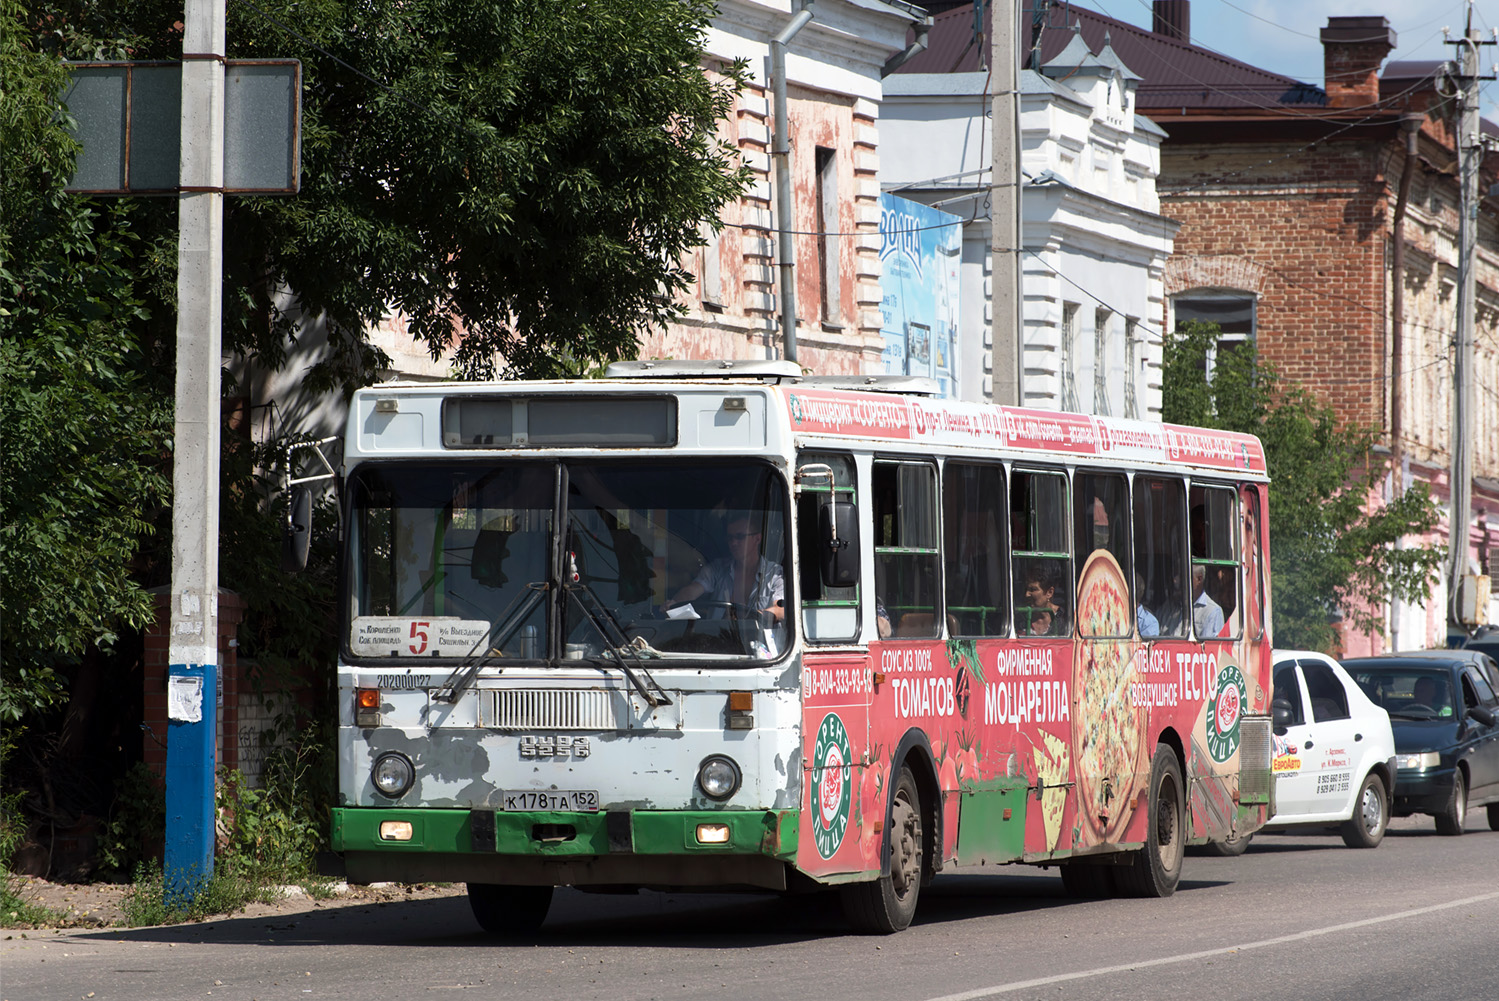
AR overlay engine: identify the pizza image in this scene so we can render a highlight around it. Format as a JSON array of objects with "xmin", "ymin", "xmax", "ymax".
[
  {"xmin": 1071, "ymin": 550, "xmax": 1145, "ymax": 846},
  {"xmin": 1031, "ymin": 729, "xmax": 1070, "ymax": 852}
]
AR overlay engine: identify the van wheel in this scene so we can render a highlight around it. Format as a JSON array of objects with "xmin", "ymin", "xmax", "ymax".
[
  {"xmin": 1434, "ymin": 769, "xmax": 1467, "ymax": 836},
  {"xmin": 467, "ymin": 883, "xmax": 553, "ymax": 935},
  {"xmin": 841, "ymin": 766, "xmax": 923, "ymax": 933},
  {"xmin": 1339, "ymin": 773, "xmax": 1388, "ymax": 848},
  {"xmin": 1114, "ymin": 746, "xmax": 1184, "ymax": 898}
]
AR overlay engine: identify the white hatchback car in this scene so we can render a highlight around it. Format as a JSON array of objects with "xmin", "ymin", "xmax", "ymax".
[{"xmin": 1208, "ymin": 650, "xmax": 1397, "ymax": 853}]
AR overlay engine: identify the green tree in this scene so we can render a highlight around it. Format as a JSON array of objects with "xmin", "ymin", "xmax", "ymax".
[
  {"xmin": 1162, "ymin": 321, "xmax": 1443, "ymax": 651},
  {"xmin": 0, "ymin": 0, "xmax": 172, "ymax": 720},
  {"xmin": 35, "ymin": 0, "xmax": 752, "ymax": 386},
  {"xmin": 4, "ymin": 0, "xmax": 750, "ymax": 726}
]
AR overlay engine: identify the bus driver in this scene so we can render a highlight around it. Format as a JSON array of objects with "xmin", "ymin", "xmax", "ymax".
[{"xmin": 668, "ymin": 514, "xmax": 785, "ymax": 624}]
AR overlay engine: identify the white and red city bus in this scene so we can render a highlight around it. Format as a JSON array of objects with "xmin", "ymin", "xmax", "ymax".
[{"xmin": 319, "ymin": 360, "xmax": 1274, "ymax": 933}]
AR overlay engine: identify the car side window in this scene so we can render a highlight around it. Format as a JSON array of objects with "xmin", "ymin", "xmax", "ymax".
[
  {"xmin": 1273, "ymin": 664, "xmax": 1306, "ymax": 727},
  {"xmin": 1468, "ymin": 667, "xmax": 1498, "ymax": 707},
  {"xmin": 1302, "ymin": 661, "xmax": 1350, "ymax": 722}
]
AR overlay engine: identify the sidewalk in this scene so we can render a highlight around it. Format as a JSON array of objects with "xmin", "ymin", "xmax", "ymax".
[{"xmin": 3, "ymin": 875, "xmax": 465, "ymax": 931}]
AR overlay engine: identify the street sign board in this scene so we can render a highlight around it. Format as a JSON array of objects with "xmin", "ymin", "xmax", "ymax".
[{"xmin": 63, "ymin": 60, "xmax": 301, "ymax": 194}]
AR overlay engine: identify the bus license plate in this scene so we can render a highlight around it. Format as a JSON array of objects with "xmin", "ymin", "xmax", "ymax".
[{"xmin": 500, "ymin": 790, "xmax": 600, "ymax": 812}]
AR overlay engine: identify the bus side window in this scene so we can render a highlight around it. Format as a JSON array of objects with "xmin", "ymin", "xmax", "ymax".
[
  {"xmin": 873, "ymin": 460, "xmax": 940, "ymax": 639},
  {"xmin": 1133, "ymin": 476, "xmax": 1188, "ymax": 637},
  {"xmin": 1074, "ymin": 471, "xmax": 1131, "ymax": 638},
  {"xmin": 943, "ymin": 462, "xmax": 1007, "ymax": 638},
  {"xmin": 1242, "ymin": 485, "xmax": 1266, "ymax": 641},
  {"xmin": 1189, "ymin": 484, "xmax": 1240, "ymax": 639},
  {"xmin": 796, "ymin": 452, "xmax": 859, "ymax": 642},
  {"xmin": 1011, "ymin": 469, "xmax": 1071, "ymax": 637}
]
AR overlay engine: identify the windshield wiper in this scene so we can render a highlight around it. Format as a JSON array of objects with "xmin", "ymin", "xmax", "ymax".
[
  {"xmin": 433, "ymin": 581, "xmax": 548, "ymax": 704},
  {"xmin": 564, "ymin": 557, "xmax": 672, "ymax": 708}
]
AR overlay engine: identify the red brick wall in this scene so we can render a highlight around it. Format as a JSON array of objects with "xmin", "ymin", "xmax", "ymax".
[
  {"xmin": 1160, "ymin": 138, "xmax": 1392, "ymax": 429},
  {"xmin": 142, "ymin": 590, "xmax": 245, "ymax": 782}
]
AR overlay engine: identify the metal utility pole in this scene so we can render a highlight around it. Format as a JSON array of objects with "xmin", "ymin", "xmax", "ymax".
[
  {"xmin": 165, "ymin": 0, "xmax": 225, "ymax": 903},
  {"xmin": 1445, "ymin": 18, "xmax": 1489, "ymax": 625},
  {"xmin": 990, "ymin": 2, "xmax": 1022, "ymax": 405}
]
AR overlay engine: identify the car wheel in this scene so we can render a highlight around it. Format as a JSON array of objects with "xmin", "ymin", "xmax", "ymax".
[
  {"xmin": 467, "ymin": 883, "xmax": 553, "ymax": 935},
  {"xmin": 1339, "ymin": 772, "xmax": 1388, "ymax": 848},
  {"xmin": 841, "ymin": 766, "xmax": 923, "ymax": 933},
  {"xmin": 1114, "ymin": 745, "xmax": 1185, "ymax": 898},
  {"xmin": 1199, "ymin": 830, "xmax": 1252, "ymax": 857},
  {"xmin": 1488, "ymin": 803, "xmax": 1499, "ymax": 832},
  {"xmin": 1434, "ymin": 769, "xmax": 1467, "ymax": 836}
]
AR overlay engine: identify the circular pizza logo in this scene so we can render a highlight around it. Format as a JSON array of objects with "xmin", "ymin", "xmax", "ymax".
[
  {"xmin": 788, "ymin": 394, "xmax": 804, "ymax": 425},
  {"xmin": 812, "ymin": 712, "xmax": 852, "ymax": 859},
  {"xmin": 1207, "ymin": 661, "xmax": 1247, "ymax": 763}
]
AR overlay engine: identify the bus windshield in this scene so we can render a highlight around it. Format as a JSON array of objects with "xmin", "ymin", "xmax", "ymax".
[{"xmin": 346, "ymin": 460, "xmax": 790, "ymax": 663}]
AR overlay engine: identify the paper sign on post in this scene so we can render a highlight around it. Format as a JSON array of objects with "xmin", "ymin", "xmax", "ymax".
[{"xmin": 168, "ymin": 675, "xmax": 204, "ymax": 723}]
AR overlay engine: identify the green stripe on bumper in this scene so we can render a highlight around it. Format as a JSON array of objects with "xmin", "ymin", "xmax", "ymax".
[{"xmin": 332, "ymin": 807, "xmax": 799, "ymax": 860}]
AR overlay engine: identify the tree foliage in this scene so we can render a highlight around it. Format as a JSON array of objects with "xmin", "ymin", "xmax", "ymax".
[
  {"xmin": 4, "ymin": 0, "xmax": 750, "ymax": 732},
  {"xmin": 33, "ymin": 0, "xmax": 752, "ymax": 386},
  {"xmin": 1, "ymin": 0, "xmax": 172, "ymax": 720},
  {"xmin": 1162, "ymin": 321, "xmax": 1443, "ymax": 651}
]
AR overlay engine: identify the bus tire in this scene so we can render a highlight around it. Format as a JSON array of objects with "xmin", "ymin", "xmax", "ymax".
[
  {"xmin": 467, "ymin": 882, "xmax": 553, "ymax": 935},
  {"xmin": 1115, "ymin": 745, "xmax": 1184, "ymax": 898},
  {"xmin": 841, "ymin": 766, "xmax": 923, "ymax": 934},
  {"xmin": 1059, "ymin": 862, "xmax": 1113, "ymax": 898},
  {"xmin": 1199, "ymin": 830, "xmax": 1252, "ymax": 857}
]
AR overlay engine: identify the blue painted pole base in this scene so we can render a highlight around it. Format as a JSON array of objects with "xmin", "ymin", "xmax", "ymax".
[{"xmin": 165, "ymin": 662, "xmax": 217, "ymax": 906}]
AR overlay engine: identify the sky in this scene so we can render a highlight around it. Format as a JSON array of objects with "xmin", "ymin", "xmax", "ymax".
[{"xmin": 1076, "ymin": 0, "xmax": 1499, "ymax": 122}]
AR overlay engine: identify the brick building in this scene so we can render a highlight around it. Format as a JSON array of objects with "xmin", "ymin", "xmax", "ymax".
[{"xmin": 899, "ymin": 2, "xmax": 1499, "ymax": 650}]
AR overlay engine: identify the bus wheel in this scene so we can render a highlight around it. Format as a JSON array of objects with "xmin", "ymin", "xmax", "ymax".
[
  {"xmin": 1115, "ymin": 746, "xmax": 1184, "ymax": 898},
  {"xmin": 841, "ymin": 766, "xmax": 923, "ymax": 934},
  {"xmin": 1059, "ymin": 862, "xmax": 1113, "ymax": 898},
  {"xmin": 467, "ymin": 883, "xmax": 553, "ymax": 935},
  {"xmin": 1199, "ymin": 830, "xmax": 1252, "ymax": 857}
]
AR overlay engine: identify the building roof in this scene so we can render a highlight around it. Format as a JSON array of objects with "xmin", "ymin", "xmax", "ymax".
[{"xmin": 898, "ymin": 1, "xmax": 1325, "ymax": 112}]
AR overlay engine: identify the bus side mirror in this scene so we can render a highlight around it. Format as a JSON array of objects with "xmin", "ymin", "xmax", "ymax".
[
  {"xmin": 282, "ymin": 486, "xmax": 312, "ymax": 574},
  {"xmin": 819, "ymin": 500, "xmax": 860, "ymax": 588}
]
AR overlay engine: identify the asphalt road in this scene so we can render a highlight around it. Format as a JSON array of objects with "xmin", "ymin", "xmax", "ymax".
[{"xmin": 5, "ymin": 813, "xmax": 1497, "ymax": 1001}]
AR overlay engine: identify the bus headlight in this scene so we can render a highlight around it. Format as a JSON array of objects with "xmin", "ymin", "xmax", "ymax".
[
  {"xmin": 697, "ymin": 755, "xmax": 741, "ymax": 800},
  {"xmin": 372, "ymin": 752, "xmax": 415, "ymax": 798}
]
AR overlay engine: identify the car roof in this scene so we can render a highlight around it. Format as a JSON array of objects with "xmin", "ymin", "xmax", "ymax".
[
  {"xmin": 1271, "ymin": 649, "xmax": 1340, "ymax": 665},
  {"xmin": 1340, "ymin": 655, "xmax": 1461, "ymax": 672}
]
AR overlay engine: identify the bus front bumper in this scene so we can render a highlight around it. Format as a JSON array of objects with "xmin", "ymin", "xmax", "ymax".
[{"xmin": 330, "ymin": 807, "xmax": 800, "ymax": 889}]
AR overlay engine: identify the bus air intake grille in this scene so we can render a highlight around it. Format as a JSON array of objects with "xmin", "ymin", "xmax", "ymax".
[
  {"xmin": 1237, "ymin": 716, "xmax": 1273, "ymax": 804},
  {"xmin": 484, "ymin": 689, "xmax": 617, "ymax": 731}
]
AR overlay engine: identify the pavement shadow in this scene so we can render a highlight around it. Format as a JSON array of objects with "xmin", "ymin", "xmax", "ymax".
[{"xmin": 57, "ymin": 864, "xmax": 1232, "ymax": 950}]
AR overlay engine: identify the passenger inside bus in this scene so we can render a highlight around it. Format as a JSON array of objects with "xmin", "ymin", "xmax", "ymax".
[
  {"xmin": 1017, "ymin": 562, "xmax": 1068, "ymax": 636},
  {"xmin": 666, "ymin": 513, "xmax": 785, "ymax": 624}
]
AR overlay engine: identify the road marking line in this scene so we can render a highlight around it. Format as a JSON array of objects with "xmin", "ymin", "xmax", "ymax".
[{"xmin": 921, "ymin": 890, "xmax": 1499, "ymax": 1001}]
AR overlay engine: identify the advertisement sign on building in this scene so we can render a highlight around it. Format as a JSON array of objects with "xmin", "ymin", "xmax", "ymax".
[{"xmin": 878, "ymin": 194, "xmax": 961, "ymax": 396}]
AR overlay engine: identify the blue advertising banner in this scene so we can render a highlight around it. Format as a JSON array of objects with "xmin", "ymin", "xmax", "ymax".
[{"xmin": 878, "ymin": 194, "xmax": 962, "ymax": 396}]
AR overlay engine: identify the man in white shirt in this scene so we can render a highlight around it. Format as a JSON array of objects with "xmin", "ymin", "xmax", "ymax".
[{"xmin": 1192, "ymin": 564, "xmax": 1224, "ymax": 638}]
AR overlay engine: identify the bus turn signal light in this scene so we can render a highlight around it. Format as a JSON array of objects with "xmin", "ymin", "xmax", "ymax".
[{"xmin": 356, "ymin": 688, "xmax": 380, "ymax": 727}]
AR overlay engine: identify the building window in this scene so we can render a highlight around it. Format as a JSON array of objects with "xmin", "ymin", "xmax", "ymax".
[
  {"xmin": 815, "ymin": 146, "xmax": 840, "ymax": 322},
  {"xmin": 1061, "ymin": 302, "xmax": 1080, "ymax": 412},
  {"xmin": 1093, "ymin": 308, "xmax": 1112, "ymax": 416},
  {"xmin": 1123, "ymin": 317, "xmax": 1140, "ymax": 419},
  {"xmin": 1173, "ymin": 293, "xmax": 1256, "ymax": 377},
  {"xmin": 700, "ymin": 221, "xmax": 722, "ymax": 309}
]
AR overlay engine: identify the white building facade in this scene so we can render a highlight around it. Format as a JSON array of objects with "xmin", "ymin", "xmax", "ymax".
[{"xmin": 881, "ymin": 36, "xmax": 1177, "ymax": 415}]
